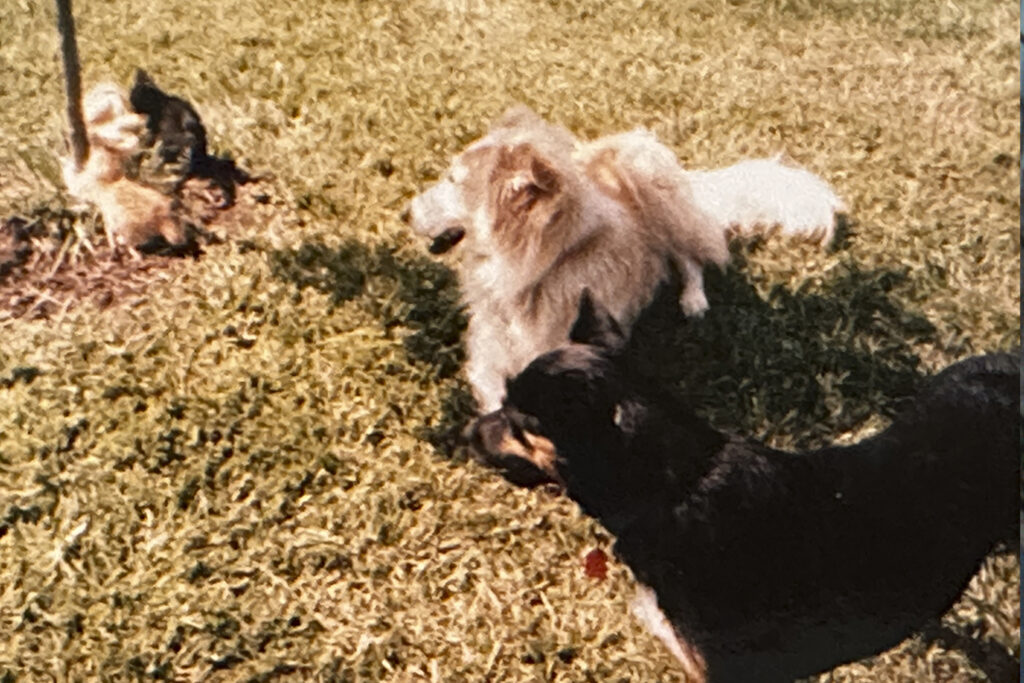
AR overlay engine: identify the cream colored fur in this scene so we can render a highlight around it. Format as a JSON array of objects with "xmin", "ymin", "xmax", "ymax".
[
  {"xmin": 60, "ymin": 83, "xmax": 183, "ymax": 250},
  {"xmin": 407, "ymin": 106, "xmax": 845, "ymax": 411},
  {"xmin": 632, "ymin": 584, "xmax": 707, "ymax": 683}
]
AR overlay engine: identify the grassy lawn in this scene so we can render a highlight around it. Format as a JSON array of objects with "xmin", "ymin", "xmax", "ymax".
[{"xmin": 0, "ymin": 0, "xmax": 1018, "ymax": 680}]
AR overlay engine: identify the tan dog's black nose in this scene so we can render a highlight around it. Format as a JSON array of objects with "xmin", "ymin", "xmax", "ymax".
[
  {"xmin": 428, "ymin": 226, "xmax": 465, "ymax": 254},
  {"xmin": 399, "ymin": 207, "xmax": 411, "ymax": 224}
]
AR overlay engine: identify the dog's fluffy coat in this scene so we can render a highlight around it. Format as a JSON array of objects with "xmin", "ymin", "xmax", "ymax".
[
  {"xmin": 406, "ymin": 106, "xmax": 845, "ymax": 411},
  {"xmin": 60, "ymin": 83, "xmax": 184, "ymax": 250},
  {"xmin": 470, "ymin": 294, "xmax": 1018, "ymax": 682}
]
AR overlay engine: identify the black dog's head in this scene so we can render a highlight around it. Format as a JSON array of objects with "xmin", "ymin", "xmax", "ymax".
[
  {"xmin": 469, "ymin": 290, "xmax": 718, "ymax": 524},
  {"xmin": 469, "ymin": 290, "xmax": 629, "ymax": 484},
  {"xmin": 129, "ymin": 69, "xmax": 166, "ymax": 116}
]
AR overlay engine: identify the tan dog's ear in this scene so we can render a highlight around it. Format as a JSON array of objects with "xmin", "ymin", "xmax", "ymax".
[
  {"xmin": 529, "ymin": 155, "xmax": 559, "ymax": 194},
  {"xmin": 491, "ymin": 144, "xmax": 564, "ymax": 243},
  {"xmin": 492, "ymin": 104, "xmax": 544, "ymax": 131},
  {"xmin": 499, "ymin": 144, "xmax": 560, "ymax": 198}
]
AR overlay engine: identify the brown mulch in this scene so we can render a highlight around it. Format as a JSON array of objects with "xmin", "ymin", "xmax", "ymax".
[{"xmin": 0, "ymin": 177, "xmax": 267, "ymax": 322}]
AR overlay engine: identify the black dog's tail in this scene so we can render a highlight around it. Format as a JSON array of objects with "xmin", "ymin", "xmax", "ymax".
[
  {"xmin": 907, "ymin": 352, "xmax": 1020, "ymax": 543},
  {"xmin": 917, "ymin": 352, "xmax": 1019, "ymax": 426}
]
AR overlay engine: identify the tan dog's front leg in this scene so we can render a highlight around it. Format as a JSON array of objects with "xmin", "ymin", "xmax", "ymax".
[
  {"xmin": 464, "ymin": 329, "xmax": 510, "ymax": 414},
  {"xmin": 467, "ymin": 363, "xmax": 506, "ymax": 415},
  {"xmin": 678, "ymin": 256, "xmax": 709, "ymax": 317}
]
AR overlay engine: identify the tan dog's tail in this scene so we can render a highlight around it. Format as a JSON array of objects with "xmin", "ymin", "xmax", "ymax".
[{"xmin": 685, "ymin": 157, "xmax": 846, "ymax": 247}]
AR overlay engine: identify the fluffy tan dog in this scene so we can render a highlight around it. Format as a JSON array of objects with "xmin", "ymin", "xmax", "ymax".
[
  {"xmin": 61, "ymin": 83, "xmax": 184, "ymax": 250},
  {"xmin": 406, "ymin": 106, "xmax": 845, "ymax": 411}
]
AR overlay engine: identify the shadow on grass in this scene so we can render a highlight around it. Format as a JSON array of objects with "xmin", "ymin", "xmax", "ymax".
[
  {"xmin": 268, "ymin": 238, "xmax": 476, "ymax": 457},
  {"xmin": 268, "ymin": 239, "xmax": 467, "ymax": 380},
  {"xmin": 422, "ymin": 248, "xmax": 935, "ymax": 456},
  {"xmin": 918, "ymin": 621, "xmax": 1021, "ymax": 683},
  {"xmin": 269, "ymin": 238, "xmax": 936, "ymax": 456},
  {"xmin": 626, "ymin": 253, "xmax": 935, "ymax": 448}
]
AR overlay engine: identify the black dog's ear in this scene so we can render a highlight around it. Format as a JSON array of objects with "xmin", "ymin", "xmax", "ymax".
[
  {"xmin": 569, "ymin": 289, "xmax": 626, "ymax": 351},
  {"xmin": 133, "ymin": 69, "xmax": 154, "ymax": 87}
]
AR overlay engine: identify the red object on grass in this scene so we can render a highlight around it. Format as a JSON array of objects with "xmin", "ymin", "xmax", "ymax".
[{"xmin": 583, "ymin": 548, "xmax": 608, "ymax": 579}]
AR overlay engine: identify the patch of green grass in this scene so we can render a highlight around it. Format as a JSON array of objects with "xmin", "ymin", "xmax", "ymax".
[{"xmin": 0, "ymin": 0, "xmax": 1018, "ymax": 680}]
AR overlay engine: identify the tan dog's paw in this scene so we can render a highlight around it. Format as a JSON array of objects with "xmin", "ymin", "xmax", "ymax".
[{"xmin": 680, "ymin": 288, "xmax": 709, "ymax": 317}]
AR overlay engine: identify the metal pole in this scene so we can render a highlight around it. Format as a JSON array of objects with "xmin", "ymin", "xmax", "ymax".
[{"xmin": 55, "ymin": 0, "xmax": 88, "ymax": 170}]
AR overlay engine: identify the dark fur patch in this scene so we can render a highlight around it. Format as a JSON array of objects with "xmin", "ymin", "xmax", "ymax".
[
  {"xmin": 475, "ymin": 297, "xmax": 1019, "ymax": 682},
  {"xmin": 130, "ymin": 69, "xmax": 208, "ymax": 168},
  {"xmin": 130, "ymin": 69, "xmax": 252, "ymax": 206}
]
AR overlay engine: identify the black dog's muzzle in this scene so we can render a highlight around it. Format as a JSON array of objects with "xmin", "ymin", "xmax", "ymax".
[{"xmin": 466, "ymin": 410, "xmax": 557, "ymax": 488}]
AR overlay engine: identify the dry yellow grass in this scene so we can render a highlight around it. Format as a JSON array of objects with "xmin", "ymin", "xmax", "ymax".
[{"xmin": 0, "ymin": 0, "xmax": 1018, "ymax": 681}]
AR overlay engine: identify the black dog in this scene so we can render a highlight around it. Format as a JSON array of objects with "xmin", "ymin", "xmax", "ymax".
[
  {"xmin": 130, "ymin": 69, "xmax": 208, "ymax": 170},
  {"xmin": 470, "ymin": 292, "xmax": 1019, "ymax": 682},
  {"xmin": 129, "ymin": 69, "xmax": 251, "ymax": 206}
]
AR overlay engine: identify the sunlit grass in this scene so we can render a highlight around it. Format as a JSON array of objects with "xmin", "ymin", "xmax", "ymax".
[{"xmin": 0, "ymin": 0, "xmax": 1017, "ymax": 680}]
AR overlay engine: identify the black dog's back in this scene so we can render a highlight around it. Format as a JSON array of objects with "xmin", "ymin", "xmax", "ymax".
[
  {"xmin": 619, "ymin": 352, "xmax": 1019, "ymax": 681},
  {"xmin": 888, "ymin": 352, "xmax": 1019, "ymax": 541}
]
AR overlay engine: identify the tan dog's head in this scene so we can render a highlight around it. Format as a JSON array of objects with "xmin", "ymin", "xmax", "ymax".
[
  {"xmin": 404, "ymin": 106, "xmax": 585, "ymax": 272},
  {"xmin": 82, "ymin": 83, "xmax": 147, "ymax": 156},
  {"xmin": 63, "ymin": 84, "xmax": 148, "ymax": 197}
]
